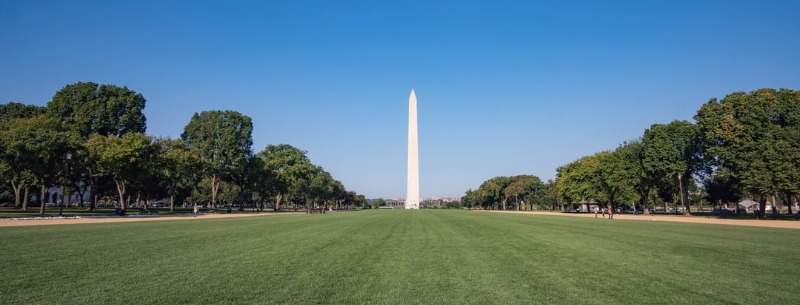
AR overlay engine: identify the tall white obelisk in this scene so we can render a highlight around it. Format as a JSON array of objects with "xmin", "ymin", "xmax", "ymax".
[{"xmin": 406, "ymin": 89, "xmax": 420, "ymax": 209}]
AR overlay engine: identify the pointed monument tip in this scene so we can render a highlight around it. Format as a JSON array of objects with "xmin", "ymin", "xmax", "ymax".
[{"xmin": 410, "ymin": 88, "xmax": 416, "ymax": 97}]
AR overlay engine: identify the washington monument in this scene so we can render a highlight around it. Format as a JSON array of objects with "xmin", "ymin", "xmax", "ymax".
[{"xmin": 406, "ymin": 89, "xmax": 420, "ymax": 209}]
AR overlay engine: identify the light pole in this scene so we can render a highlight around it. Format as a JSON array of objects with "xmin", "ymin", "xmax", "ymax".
[{"xmin": 60, "ymin": 151, "xmax": 72, "ymax": 216}]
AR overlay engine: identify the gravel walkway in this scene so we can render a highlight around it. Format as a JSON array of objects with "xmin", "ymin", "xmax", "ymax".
[
  {"xmin": 0, "ymin": 212, "xmax": 301, "ymax": 227},
  {"xmin": 485, "ymin": 210, "xmax": 800, "ymax": 229}
]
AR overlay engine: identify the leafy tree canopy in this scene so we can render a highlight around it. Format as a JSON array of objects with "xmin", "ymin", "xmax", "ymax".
[
  {"xmin": 181, "ymin": 110, "xmax": 253, "ymax": 207},
  {"xmin": 0, "ymin": 102, "xmax": 45, "ymax": 122},
  {"xmin": 47, "ymin": 82, "xmax": 146, "ymax": 139}
]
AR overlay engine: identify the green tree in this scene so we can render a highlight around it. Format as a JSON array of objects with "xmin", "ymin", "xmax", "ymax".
[
  {"xmin": 0, "ymin": 102, "xmax": 45, "ymax": 122},
  {"xmin": 702, "ymin": 170, "xmax": 741, "ymax": 211},
  {"xmin": 329, "ymin": 179, "xmax": 346, "ymax": 210},
  {"xmin": 46, "ymin": 82, "xmax": 147, "ymax": 139},
  {"xmin": 342, "ymin": 191, "xmax": 358, "ymax": 209},
  {"xmin": 555, "ymin": 156, "xmax": 599, "ymax": 209},
  {"xmin": 256, "ymin": 144, "xmax": 314, "ymax": 211},
  {"xmin": 0, "ymin": 126, "xmax": 26, "ymax": 209},
  {"xmin": 353, "ymin": 193, "xmax": 367, "ymax": 209},
  {"xmin": 85, "ymin": 133, "xmax": 154, "ymax": 212},
  {"xmin": 696, "ymin": 88, "xmax": 800, "ymax": 218},
  {"xmin": 309, "ymin": 167, "xmax": 335, "ymax": 209},
  {"xmin": 0, "ymin": 116, "xmax": 79, "ymax": 214},
  {"xmin": 0, "ymin": 102, "xmax": 45, "ymax": 208},
  {"xmin": 504, "ymin": 175, "xmax": 544, "ymax": 211},
  {"xmin": 617, "ymin": 140, "xmax": 652, "ymax": 214},
  {"xmin": 592, "ymin": 149, "xmax": 636, "ymax": 212},
  {"xmin": 45, "ymin": 82, "xmax": 148, "ymax": 209},
  {"xmin": 181, "ymin": 110, "xmax": 253, "ymax": 209},
  {"xmin": 153, "ymin": 138, "xmax": 202, "ymax": 212},
  {"xmin": 555, "ymin": 147, "xmax": 637, "ymax": 212},
  {"xmin": 239, "ymin": 155, "xmax": 268, "ymax": 211},
  {"xmin": 540, "ymin": 179, "xmax": 560, "ymax": 210},
  {"xmin": 460, "ymin": 189, "xmax": 480, "ymax": 209},
  {"xmin": 642, "ymin": 121, "xmax": 701, "ymax": 214},
  {"xmin": 2, "ymin": 119, "xmax": 31, "ymax": 210},
  {"xmin": 371, "ymin": 198, "xmax": 386, "ymax": 209},
  {"xmin": 772, "ymin": 89, "xmax": 800, "ymax": 215},
  {"xmin": 477, "ymin": 176, "xmax": 513, "ymax": 210}
]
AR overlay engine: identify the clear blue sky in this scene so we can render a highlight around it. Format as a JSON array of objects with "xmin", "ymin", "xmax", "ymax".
[{"xmin": 2, "ymin": 1, "xmax": 799, "ymax": 199}]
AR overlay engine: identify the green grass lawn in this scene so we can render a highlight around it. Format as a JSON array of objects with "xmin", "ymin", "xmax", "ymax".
[{"xmin": 1, "ymin": 210, "xmax": 798, "ymax": 304}]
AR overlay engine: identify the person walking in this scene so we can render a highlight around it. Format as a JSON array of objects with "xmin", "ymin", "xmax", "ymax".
[
  {"xmin": 594, "ymin": 206, "xmax": 599, "ymax": 218},
  {"xmin": 608, "ymin": 204, "xmax": 614, "ymax": 219},
  {"xmin": 193, "ymin": 205, "xmax": 199, "ymax": 217},
  {"xmin": 602, "ymin": 207, "xmax": 607, "ymax": 219}
]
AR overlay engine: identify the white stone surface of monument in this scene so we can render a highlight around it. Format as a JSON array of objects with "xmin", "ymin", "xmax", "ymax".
[{"xmin": 406, "ymin": 89, "xmax": 420, "ymax": 209}]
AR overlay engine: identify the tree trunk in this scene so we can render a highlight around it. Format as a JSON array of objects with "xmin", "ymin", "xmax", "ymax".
[
  {"xmin": 89, "ymin": 176, "xmax": 98, "ymax": 211},
  {"xmin": 115, "ymin": 178, "xmax": 127, "ymax": 211},
  {"xmin": 609, "ymin": 196, "xmax": 615, "ymax": 215},
  {"xmin": 274, "ymin": 193, "xmax": 282, "ymax": 212},
  {"xmin": 787, "ymin": 193, "xmax": 793, "ymax": 215},
  {"xmin": 641, "ymin": 187, "xmax": 650, "ymax": 215},
  {"xmin": 678, "ymin": 174, "xmax": 689, "ymax": 215},
  {"xmin": 210, "ymin": 174, "xmax": 219, "ymax": 209},
  {"xmin": 640, "ymin": 189, "xmax": 647, "ymax": 214},
  {"xmin": 22, "ymin": 187, "xmax": 30, "ymax": 211},
  {"xmin": 501, "ymin": 198, "xmax": 506, "ymax": 211},
  {"xmin": 39, "ymin": 185, "xmax": 47, "ymax": 215},
  {"xmin": 771, "ymin": 195, "xmax": 777, "ymax": 215},
  {"xmin": 75, "ymin": 181, "xmax": 88, "ymax": 209},
  {"xmin": 11, "ymin": 181, "xmax": 22, "ymax": 208},
  {"xmin": 169, "ymin": 183, "xmax": 178, "ymax": 212},
  {"xmin": 758, "ymin": 196, "xmax": 767, "ymax": 219}
]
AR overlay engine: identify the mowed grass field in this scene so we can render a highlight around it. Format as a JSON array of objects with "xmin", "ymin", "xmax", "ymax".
[{"xmin": 1, "ymin": 210, "xmax": 798, "ymax": 304}]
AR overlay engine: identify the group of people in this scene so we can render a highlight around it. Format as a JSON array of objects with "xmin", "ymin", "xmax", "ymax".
[{"xmin": 593, "ymin": 205, "xmax": 614, "ymax": 219}]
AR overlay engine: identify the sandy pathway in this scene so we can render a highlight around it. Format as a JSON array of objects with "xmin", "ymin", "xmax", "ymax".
[
  {"xmin": 0, "ymin": 212, "xmax": 302, "ymax": 227},
  {"xmin": 486, "ymin": 210, "xmax": 800, "ymax": 229},
  {"xmin": 4, "ymin": 210, "xmax": 798, "ymax": 229}
]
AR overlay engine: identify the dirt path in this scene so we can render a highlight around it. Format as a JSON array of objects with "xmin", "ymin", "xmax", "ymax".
[
  {"xmin": 5, "ymin": 210, "xmax": 798, "ymax": 229},
  {"xmin": 0, "ymin": 212, "xmax": 302, "ymax": 227},
  {"xmin": 486, "ymin": 210, "xmax": 800, "ymax": 229}
]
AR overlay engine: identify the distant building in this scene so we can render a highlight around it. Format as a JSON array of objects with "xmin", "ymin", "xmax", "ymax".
[
  {"xmin": 42, "ymin": 185, "xmax": 93, "ymax": 206},
  {"xmin": 385, "ymin": 198, "xmax": 405, "ymax": 207},
  {"xmin": 6, "ymin": 184, "xmax": 93, "ymax": 207},
  {"xmin": 368, "ymin": 197, "xmax": 461, "ymax": 208}
]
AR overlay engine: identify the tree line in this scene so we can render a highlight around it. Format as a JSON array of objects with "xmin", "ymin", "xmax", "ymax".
[
  {"xmin": 460, "ymin": 175, "xmax": 558, "ymax": 210},
  {"xmin": 463, "ymin": 88, "xmax": 800, "ymax": 218},
  {"xmin": 0, "ymin": 82, "xmax": 368, "ymax": 214}
]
